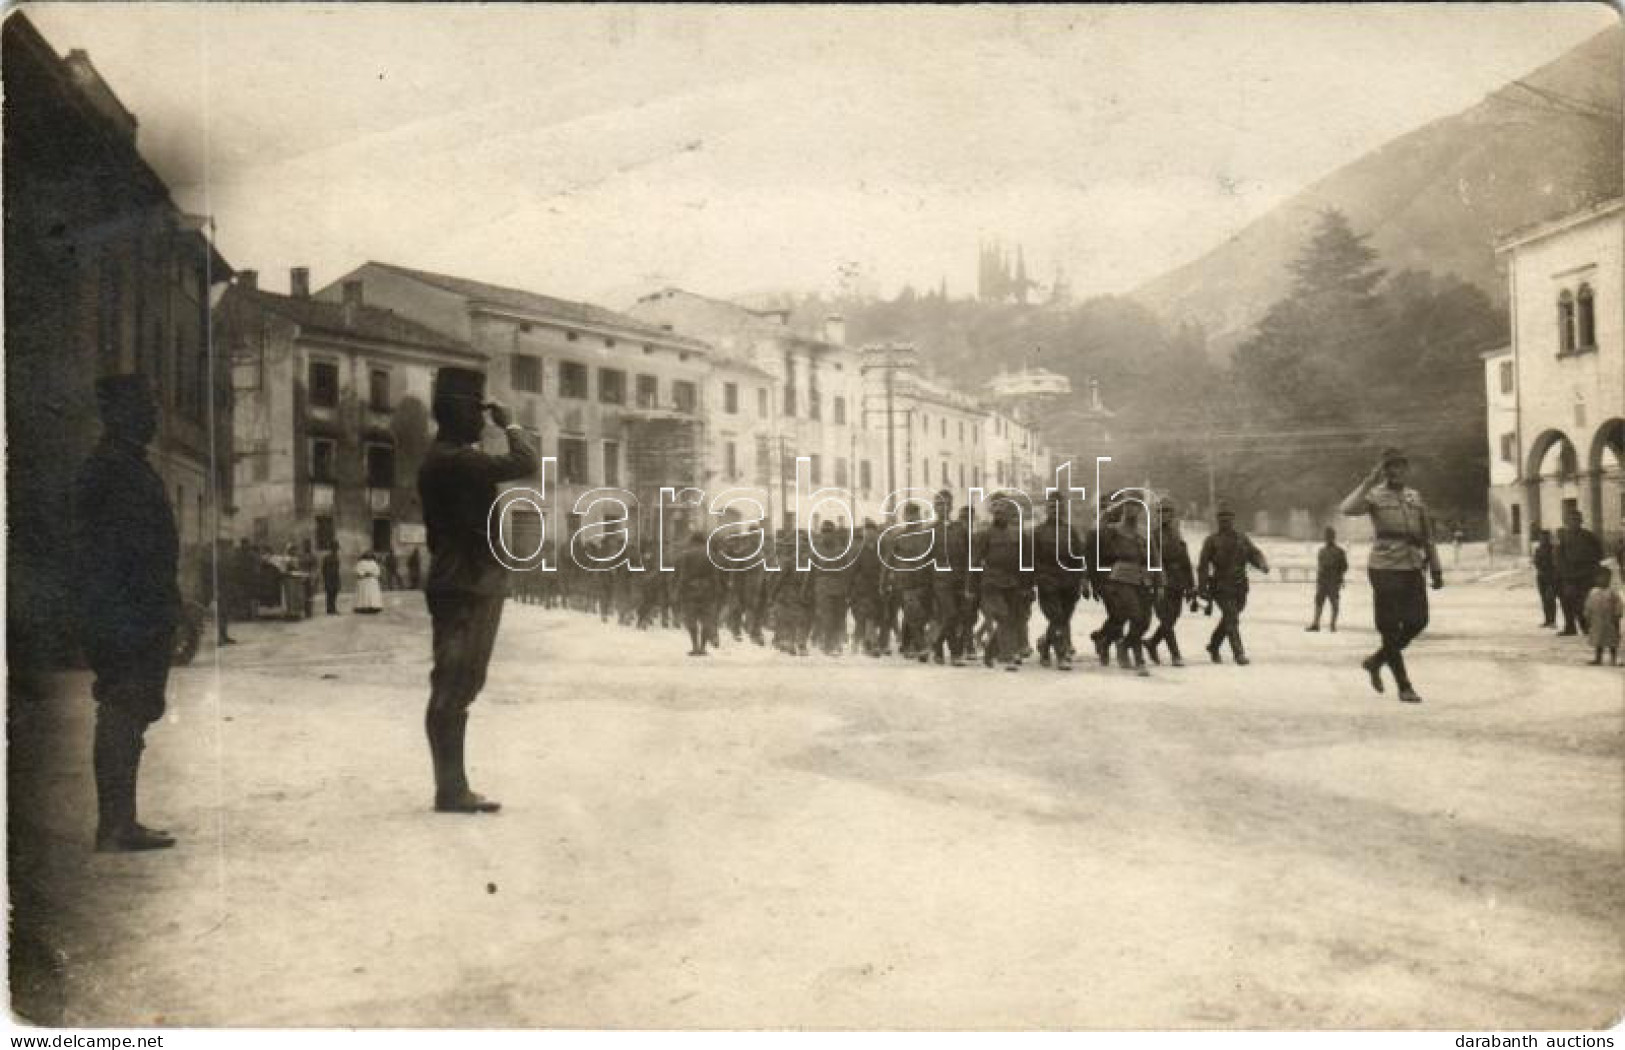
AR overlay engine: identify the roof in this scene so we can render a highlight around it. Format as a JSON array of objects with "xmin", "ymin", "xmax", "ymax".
[
  {"xmin": 631, "ymin": 287, "xmax": 842, "ymax": 357},
  {"xmin": 367, "ymin": 263, "xmax": 710, "ymax": 352},
  {"xmin": 223, "ymin": 286, "xmax": 477, "ymax": 357},
  {"xmin": 1494, "ymin": 196, "xmax": 1624, "ymax": 254}
]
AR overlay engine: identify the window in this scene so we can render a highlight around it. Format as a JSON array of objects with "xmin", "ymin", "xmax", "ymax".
[
  {"xmin": 756, "ymin": 437, "xmax": 771, "ymax": 481},
  {"xmin": 959, "ymin": 464, "xmax": 966, "ymax": 487},
  {"xmin": 941, "ymin": 461, "xmax": 949, "ymax": 487},
  {"xmin": 835, "ymin": 458, "xmax": 848, "ymax": 487},
  {"xmin": 309, "ymin": 360, "xmax": 339, "ymax": 408},
  {"xmin": 673, "ymin": 380, "xmax": 698, "ymax": 414},
  {"xmin": 604, "ymin": 337, "xmax": 617, "ymax": 348},
  {"xmin": 724, "ymin": 382, "xmax": 739, "ymax": 414},
  {"xmin": 311, "ymin": 438, "xmax": 337, "ymax": 483},
  {"xmin": 599, "ymin": 368, "xmax": 626, "ymax": 405},
  {"xmin": 251, "ymin": 439, "xmax": 270, "ymax": 482},
  {"xmin": 808, "ymin": 393, "xmax": 821, "ymax": 421},
  {"xmin": 369, "ymin": 368, "xmax": 392, "ymax": 410},
  {"xmin": 860, "ymin": 460, "xmax": 872, "ymax": 492},
  {"xmin": 959, "ymin": 421, "xmax": 965, "ymax": 443},
  {"xmin": 725, "ymin": 440, "xmax": 738, "ymax": 479},
  {"xmin": 784, "ymin": 386, "xmax": 797, "ymax": 417},
  {"xmin": 757, "ymin": 388, "xmax": 769, "ymax": 417},
  {"xmin": 603, "ymin": 440, "xmax": 620, "ymax": 487},
  {"xmin": 1510, "ymin": 504, "xmax": 1521, "ymax": 539},
  {"xmin": 314, "ymin": 515, "xmax": 335, "ymax": 549},
  {"xmin": 1500, "ymin": 433, "xmax": 1517, "ymax": 464},
  {"xmin": 559, "ymin": 361, "xmax": 589, "ymax": 399},
  {"xmin": 1558, "ymin": 291, "xmax": 1576, "ymax": 354},
  {"xmin": 566, "ymin": 331, "xmax": 579, "ymax": 342},
  {"xmin": 1498, "ymin": 361, "xmax": 1514, "ymax": 395},
  {"xmin": 809, "ymin": 454, "xmax": 823, "ymax": 485},
  {"xmin": 834, "ymin": 396, "xmax": 846, "ymax": 425},
  {"xmin": 1578, "ymin": 284, "xmax": 1596, "ymax": 349},
  {"xmin": 366, "ymin": 443, "xmax": 396, "ymax": 489},
  {"xmin": 636, "ymin": 374, "xmax": 659, "ymax": 409},
  {"xmin": 922, "ymin": 457, "xmax": 928, "ymax": 483},
  {"xmin": 941, "ymin": 418, "xmax": 947, "ymax": 439},
  {"xmin": 558, "ymin": 437, "xmax": 589, "ymax": 484},
  {"xmin": 512, "ymin": 354, "xmax": 542, "ymax": 394}
]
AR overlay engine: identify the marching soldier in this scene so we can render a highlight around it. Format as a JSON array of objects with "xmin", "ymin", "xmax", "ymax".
[
  {"xmin": 1032, "ymin": 490, "xmax": 1086, "ymax": 671},
  {"xmin": 1306, "ymin": 526, "xmax": 1348, "ymax": 632},
  {"xmin": 417, "ymin": 367, "xmax": 538, "ymax": 813},
  {"xmin": 1095, "ymin": 502, "xmax": 1155, "ymax": 675},
  {"xmin": 770, "ymin": 529, "xmax": 812, "ymax": 655},
  {"xmin": 1145, "ymin": 502, "xmax": 1195, "ymax": 667},
  {"xmin": 849, "ymin": 521, "xmax": 885, "ymax": 656},
  {"xmin": 884, "ymin": 502, "xmax": 936, "ymax": 661},
  {"xmin": 73, "ymin": 374, "xmax": 179, "ymax": 852},
  {"xmin": 676, "ymin": 530, "xmax": 720, "ymax": 656},
  {"xmin": 1340, "ymin": 448, "xmax": 1440, "ymax": 703},
  {"xmin": 972, "ymin": 492, "xmax": 1031, "ymax": 671},
  {"xmin": 811, "ymin": 520, "xmax": 854, "ymax": 656},
  {"xmin": 1197, "ymin": 502, "xmax": 1269, "ymax": 665},
  {"xmin": 930, "ymin": 491, "xmax": 972, "ymax": 666}
]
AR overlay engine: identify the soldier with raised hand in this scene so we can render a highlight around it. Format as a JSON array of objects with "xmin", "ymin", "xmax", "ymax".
[
  {"xmin": 1197, "ymin": 502, "xmax": 1269, "ymax": 666},
  {"xmin": 73, "ymin": 375, "xmax": 179, "ymax": 852},
  {"xmin": 1340, "ymin": 448, "xmax": 1440, "ymax": 703},
  {"xmin": 1032, "ymin": 489, "xmax": 1086, "ymax": 671},
  {"xmin": 417, "ymin": 367, "xmax": 538, "ymax": 813}
]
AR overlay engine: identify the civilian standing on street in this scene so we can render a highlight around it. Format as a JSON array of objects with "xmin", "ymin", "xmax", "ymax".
[
  {"xmin": 1553, "ymin": 506, "xmax": 1603, "ymax": 636},
  {"xmin": 1340, "ymin": 447, "xmax": 1441, "ymax": 704},
  {"xmin": 354, "ymin": 551, "xmax": 384, "ymax": 614},
  {"xmin": 1197, "ymin": 502, "xmax": 1269, "ymax": 665},
  {"xmin": 1306, "ymin": 526, "xmax": 1348, "ymax": 632},
  {"xmin": 321, "ymin": 544, "xmax": 342, "ymax": 615},
  {"xmin": 1583, "ymin": 566, "xmax": 1621, "ymax": 666},
  {"xmin": 72, "ymin": 374, "xmax": 178, "ymax": 852},
  {"xmin": 417, "ymin": 367, "xmax": 538, "ymax": 814}
]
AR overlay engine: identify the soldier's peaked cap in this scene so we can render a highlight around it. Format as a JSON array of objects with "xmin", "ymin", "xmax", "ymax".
[
  {"xmin": 1216, "ymin": 500, "xmax": 1235, "ymax": 517},
  {"xmin": 433, "ymin": 366, "xmax": 486, "ymax": 402},
  {"xmin": 94, "ymin": 372, "xmax": 153, "ymax": 405},
  {"xmin": 1380, "ymin": 446, "xmax": 1408, "ymax": 465}
]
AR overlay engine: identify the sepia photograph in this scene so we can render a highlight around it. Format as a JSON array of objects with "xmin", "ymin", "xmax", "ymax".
[{"xmin": 4, "ymin": 1, "xmax": 1623, "ymax": 1035}]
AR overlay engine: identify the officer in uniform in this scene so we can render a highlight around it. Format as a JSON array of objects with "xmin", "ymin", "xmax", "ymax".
[
  {"xmin": 1145, "ymin": 501, "xmax": 1195, "ymax": 666},
  {"xmin": 1197, "ymin": 502, "xmax": 1269, "ymax": 665},
  {"xmin": 1032, "ymin": 489, "xmax": 1086, "ymax": 671},
  {"xmin": 73, "ymin": 374, "xmax": 179, "ymax": 852},
  {"xmin": 417, "ymin": 367, "xmax": 538, "ymax": 812},
  {"xmin": 1554, "ymin": 506, "xmax": 1604, "ymax": 636},
  {"xmin": 1339, "ymin": 448, "xmax": 1440, "ymax": 703}
]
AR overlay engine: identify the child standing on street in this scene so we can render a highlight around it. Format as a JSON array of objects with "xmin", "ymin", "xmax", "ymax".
[{"xmin": 1583, "ymin": 566, "xmax": 1621, "ymax": 666}]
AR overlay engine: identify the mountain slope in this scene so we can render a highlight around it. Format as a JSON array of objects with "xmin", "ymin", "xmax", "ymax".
[{"xmin": 1132, "ymin": 25, "xmax": 1622, "ymax": 352}]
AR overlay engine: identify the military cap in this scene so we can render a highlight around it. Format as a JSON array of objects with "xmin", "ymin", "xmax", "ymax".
[
  {"xmin": 94, "ymin": 372, "xmax": 154, "ymax": 406},
  {"xmin": 1215, "ymin": 500, "xmax": 1235, "ymax": 518},
  {"xmin": 433, "ymin": 366, "xmax": 487, "ymax": 403},
  {"xmin": 819, "ymin": 520, "xmax": 835, "ymax": 532},
  {"xmin": 1380, "ymin": 446, "xmax": 1408, "ymax": 466},
  {"xmin": 934, "ymin": 488, "xmax": 953, "ymax": 503}
]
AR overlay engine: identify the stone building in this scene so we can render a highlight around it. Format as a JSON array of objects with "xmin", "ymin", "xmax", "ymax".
[
  {"xmin": 3, "ymin": 14, "xmax": 234, "ymax": 668},
  {"xmin": 1489, "ymin": 198, "xmax": 1624, "ymax": 549},
  {"xmin": 216, "ymin": 269, "xmax": 484, "ymax": 564}
]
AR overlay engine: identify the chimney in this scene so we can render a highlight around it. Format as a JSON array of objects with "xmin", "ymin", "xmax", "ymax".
[
  {"xmin": 236, "ymin": 269, "xmax": 258, "ymax": 291},
  {"xmin": 290, "ymin": 267, "xmax": 310, "ymax": 298},
  {"xmin": 341, "ymin": 280, "xmax": 363, "ymax": 326},
  {"xmin": 823, "ymin": 314, "xmax": 846, "ymax": 347}
]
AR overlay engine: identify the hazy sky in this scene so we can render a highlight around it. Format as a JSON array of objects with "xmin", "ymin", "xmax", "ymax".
[{"xmin": 25, "ymin": 2, "xmax": 1619, "ymax": 306}]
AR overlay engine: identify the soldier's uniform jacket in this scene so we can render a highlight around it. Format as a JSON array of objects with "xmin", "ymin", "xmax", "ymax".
[
  {"xmin": 676, "ymin": 544, "xmax": 719, "ymax": 599},
  {"xmin": 1532, "ymin": 539, "xmax": 1556, "ymax": 580},
  {"xmin": 1316, "ymin": 544, "xmax": 1349, "ymax": 588},
  {"xmin": 1198, "ymin": 529, "xmax": 1267, "ymax": 595},
  {"xmin": 1554, "ymin": 525, "xmax": 1604, "ymax": 583},
  {"xmin": 1339, "ymin": 482, "xmax": 1439, "ymax": 574},
  {"xmin": 811, "ymin": 530, "xmax": 855, "ymax": 598},
  {"xmin": 1157, "ymin": 525, "xmax": 1195, "ymax": 595},
  {"xmin": 932, "ymin": 516, "xmax": 972, "ymax": 576},
  {"xmin": 883, "ymin": 522, "xmax": 936, "ymax": 592},
  {"xmin": 1099, "ymin": 521, "xmax": 1151, "ymax": 587},
  {"xmin": 72, "ymin": 436, "xmax": 180, "ymax": 643},
  {"xmin": 1032, "ymin": 517, "xmax": 1085, "ymax": 586},
  {"xmin": 973, "ymin": 522, "xmax": 1031, "ymax": 590},
  {"xmin": 851, "ymin": 535, "xmax": 885, "ymax": 598},
  {"xmin": 770, "ymin": 542, "xmax": 813, "ymax": 606},
  {"xmin": 419, "ymin": 429, "xmax": 539, "ymax": 597}
]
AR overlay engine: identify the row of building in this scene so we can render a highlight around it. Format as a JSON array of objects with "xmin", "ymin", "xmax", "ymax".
[
  {"xmin": 1484, "ymin": 196, "xmax": 1624, "ymax": 549},
  {"xmin": 3, "ymin": 15, "xmax": 1058, "ymax": 667}
]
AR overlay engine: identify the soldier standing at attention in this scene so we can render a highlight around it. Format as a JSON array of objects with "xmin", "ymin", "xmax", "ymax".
[
  {"xmin": 1532, "ymin": 529, "xmax": 1558, "ymax": 628},
  {"xmin": 1145, "ymin": 502, "xmax": 1195, "ymax": 667},
  {"xmin": 1197, "ymin": 502, "xmax": 1269, "ymax": 665},
  {"xmin": 73, "ymin": 375, "xmax": 179, "ymax": 852},
  {"xmin": 1306, "ymin": 526, "xmax": 1348, "ymax": 632},
  {"xmin": 1339, "ymin": 448, "xmax": 1441, "ymax": 704},
  {"xmin": 1032, "ymin": 490, "xmax": 1085, "ymax": 671},
  {"xmin": 930, "ymin": 490, "xmax": 971, "ymax": 667},
  {"xmin": 417, "ymin": 367, "xmax": 538, "ymax": 813}
]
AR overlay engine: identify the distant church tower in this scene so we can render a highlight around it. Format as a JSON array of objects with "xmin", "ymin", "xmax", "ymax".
[
  {"xmin": 1048, "ymin": 263, "xmax": 1072, "ymax": 308},
  {"xmin": 979, "ymin": 240, "xmax": 1043, "ymax": 304}
]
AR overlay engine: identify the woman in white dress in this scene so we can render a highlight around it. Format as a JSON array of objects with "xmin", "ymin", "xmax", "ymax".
[{"xmin": 354, "ymin": 550, "xmax": 384, "ymax": 614}]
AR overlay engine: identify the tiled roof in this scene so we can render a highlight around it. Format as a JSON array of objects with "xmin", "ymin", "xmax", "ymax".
[
  {"xmin": 225, "ymin": 286, "xmax": 477, "ymax": 356},
  {"xmin": 369, "ymin": 262, "xmax": 710, "ymax": 352}
]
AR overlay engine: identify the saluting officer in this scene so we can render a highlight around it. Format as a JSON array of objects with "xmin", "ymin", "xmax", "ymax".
[
  {"xmin": 1340, "ymin": 447, "xmax": 1440, "ymax": 704},
  {"xmin": 74, "ymin": 374, "xmax": 179, "ymax": 852},
  {"xmin": 417, "ymin": 367, "xmax": 538, "ymax": 813}
]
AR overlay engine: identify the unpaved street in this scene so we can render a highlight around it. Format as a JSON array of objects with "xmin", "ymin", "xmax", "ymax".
[{"xmin": 11, "ymin": 577, "xmax": 1622, "ymax": 1028}]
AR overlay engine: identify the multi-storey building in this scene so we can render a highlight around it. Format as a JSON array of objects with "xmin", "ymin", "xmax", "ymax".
[
  {"xmin": 1489, "ymin": 198, "xmax": 1624, "ymax": 549},
  {"xmin": 4, "ymin": 15, "xmax": 234, "ymax": 668},
  {"xmin": 1480, "ymin": 345, "xmax": 1521, "ymax": 547},
  {"xmin": 217, "ymin": 268, "xmax": 485, "ymax": 561}
]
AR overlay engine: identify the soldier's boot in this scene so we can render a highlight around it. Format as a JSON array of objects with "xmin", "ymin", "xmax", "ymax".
[
  {"xmin": 94, "ymin": 711, "xmax": 173, "ymax": 852},
  {"xmin": 1115, "ymin": 641, "xmax": 1133, "ymax": 671},
  {"xmin": 1144, "ymin": 630, "xmax": 1162, "ymax": 666},
  {"xmin": 432, "ymin": 710, "xmax": 500, "ymax": 813},
  {"xmin": 1360, "ymin": 652, "xmax": 1385, "ymax": 694},
  {"xmin": 1166, "ymin": 635, "xmax": 1183, "ymax": 667},
  {"xmin": 1037, "ymin": 636, "xmax": 1051, "ymax": 667}
]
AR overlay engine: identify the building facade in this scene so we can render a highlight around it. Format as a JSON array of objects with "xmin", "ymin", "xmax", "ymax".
[
  {"xmin": 1481, "ymin": 345, "xmax": 1522, "ymax": 547},
  {"xmin": 217, "ymin": 269, "xmax": 485, "ymax": 563},
  {"xmin": 1490, "ymin": 198, "xmax": 1624, "ymax": 549},
  {"xmin": 4, "ymin": 15, "xmax": 234, "ymax": 668}
]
